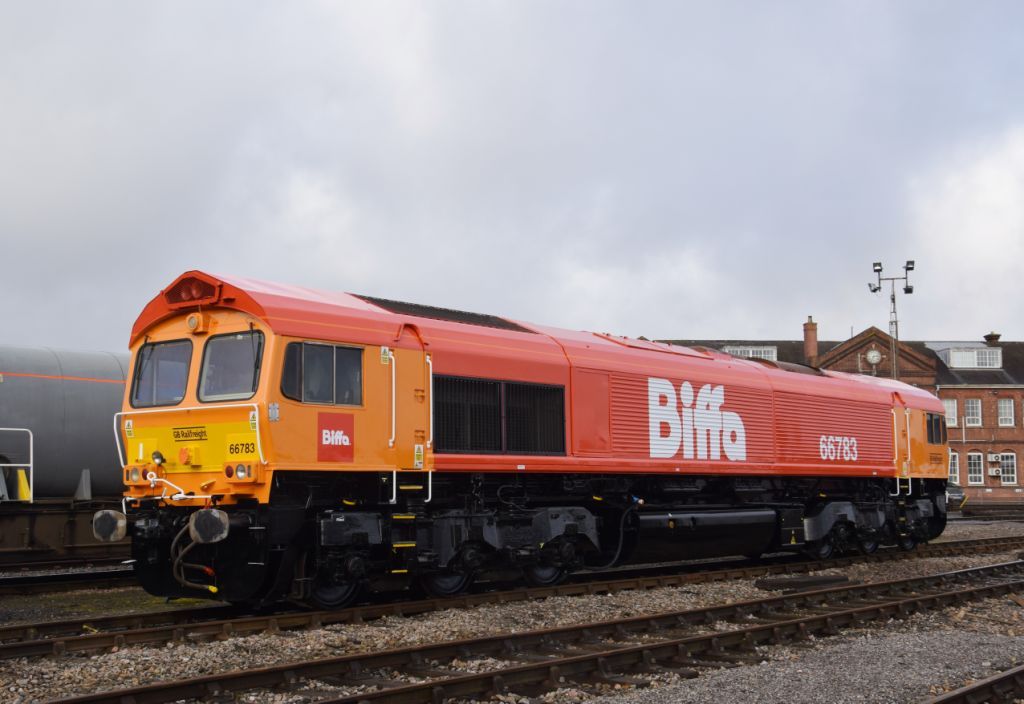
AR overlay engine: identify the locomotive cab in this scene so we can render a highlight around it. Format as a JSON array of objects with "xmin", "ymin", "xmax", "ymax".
[{"xmin": 95, "ymin": 273, "xmax": 437, "ymax": 606}]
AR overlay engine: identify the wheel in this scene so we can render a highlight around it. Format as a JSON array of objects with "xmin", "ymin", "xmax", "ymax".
[
  {"xmin": 926, "ymin": 512, "xmax": 947, "ymax": 541},
  {"xmin": 897, "ymin": 534, "xmax": 917, "ymax": 551},
  {"xmin": 419, "ymin": 571, "xmax": 474, "ymax": 598},
  {"xmin": 804, "ymin": 537, "xmax": 834, "ymax": 561},
  {"xmin": 522, "ymin": 564, "xmax": 568, "ymax": 587},
  {"xmin": 307, "ymin": 578, "xmax": 361, "ymax": 609},
  {"xmin": 857, "ymin": 538, "xmax": 879, "ymax": 555}
]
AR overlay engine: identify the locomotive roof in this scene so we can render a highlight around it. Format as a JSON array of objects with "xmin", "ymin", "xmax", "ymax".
[{"xmin": 135, "ymin": 271, "xmax": 941, "ymax": 409}]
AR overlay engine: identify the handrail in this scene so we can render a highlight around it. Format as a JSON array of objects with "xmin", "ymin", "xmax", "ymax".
[
  {"xmin": 426, "ymin": 353, "xmax": 433, "ymax": 450},
  {"xmin": 113, "ymin": 403, "xmax": 266, "ymax": 468},
  {"xmin": 388, "ymin": 348, "xmax": 396, "ymax": 448},
  {"xmin": 905, "ymin": 409, "xmax": 912, "ymax": 465},
  {"xmin": 892, "ymin": 409, "xmax": 898, "ymax": 463},
  {"xmin": 0, "ymin": 428, "xmax": 33, "ymax": 503}
]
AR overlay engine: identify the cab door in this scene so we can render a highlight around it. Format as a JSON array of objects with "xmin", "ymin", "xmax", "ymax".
[
  {"xmin": 892, "ymin": 392, "xmax": 910, "ymax": 478},
  {"xmin": 383, "ymin": 324, "xmax": 432, "ymax": 472}
]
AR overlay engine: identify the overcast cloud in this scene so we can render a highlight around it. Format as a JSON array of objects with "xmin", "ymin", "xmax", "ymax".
[{"xmin": 2, "ymin": 1, "xmax": 1023, "ymax": 352}]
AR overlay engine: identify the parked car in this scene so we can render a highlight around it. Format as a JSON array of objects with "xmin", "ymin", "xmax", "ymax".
[{"xmin": 946, "ymin": 482, "xmax": 966, "ymax": 511}]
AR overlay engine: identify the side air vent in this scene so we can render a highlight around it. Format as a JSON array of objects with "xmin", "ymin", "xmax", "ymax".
[
  {"xmin": 353, "ymin": 294, "xmax": 535, "ymax": 334},
  {"xmin": 435, "ymin": 375, "xmax": 566, "ymax": 455}
]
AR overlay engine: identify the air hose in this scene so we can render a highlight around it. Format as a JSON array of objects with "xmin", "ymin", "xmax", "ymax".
[{"xmin": 581, "ymin": 504, "xmax": 638, "ymax": 571}]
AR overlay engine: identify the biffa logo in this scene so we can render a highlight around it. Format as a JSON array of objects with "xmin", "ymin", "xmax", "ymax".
[
  {"xmin": 318, "ymin": 413, "xmax": 355, "ymax": 462},
  {"xmin": 648, "ymin": 377, "xmax": 747, "ymax": 461}
]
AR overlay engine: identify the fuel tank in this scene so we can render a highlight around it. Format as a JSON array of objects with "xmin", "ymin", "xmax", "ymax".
[
  {"xmin": 0, "ymin": 346, "xmax": 129, "ymax": 499},
  {"xmin": 626, "ymin": 509, "xmax": 778, "ymax": 562}
]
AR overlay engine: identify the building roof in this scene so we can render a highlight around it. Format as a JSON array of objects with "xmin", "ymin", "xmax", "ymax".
[{"xmin": 661, "ymin": 336, "xmax": 1024, "ymax": 386}]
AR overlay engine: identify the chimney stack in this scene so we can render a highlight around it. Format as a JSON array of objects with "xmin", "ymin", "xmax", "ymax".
[
  {"xmin": 803, "ymin": 316, "xmax": 819, "ymax": 366},
  {"xmin": 984, "ymin": 331, "xmax": 1001, "ymax": 346}
]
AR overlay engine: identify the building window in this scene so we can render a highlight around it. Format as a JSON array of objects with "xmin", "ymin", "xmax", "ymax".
[
  {"xmin": 964, "ymin": 399, "xmax": 982, "ymax": 427},
  {"xmin": 948, "ymin": 451, "xmax": 959, "ymax": 485},
  {"xmin": 1001, "ymin": 453, "xmax": 1018, "ymax": 485},
  {"xmin": 943, "ymin": 399, "xmax": 957, "ymax": 427},
  {"xmin": 977, "ymin": 348, "xmax": 1002, "ymax": 368},
  {"xmin": 944, "ymin": 347, "xmax": 1003, "ymax": 369},
  {"xmin": 998, "ymin": 398, "xmax": 1015, "ymax": 427},
  {"xmin": 967, "ymin": 452, "xmax": 984, "ymax": 485},
  {"xmin": 722, "ymin": 346, "xmax": 778, "ymax": 361}
]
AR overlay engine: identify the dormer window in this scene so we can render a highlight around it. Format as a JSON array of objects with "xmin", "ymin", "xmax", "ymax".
[
  {"xmin": 722, "ymin": 345, "xmax": 777, "ymax": 361},
  {"xmin": 976, "ymin": 348, "xmax": 1001, "ymax": 368},
  {"xmin": 941, "ymin": 347, "xmax": 1002, "ymax": 369}
]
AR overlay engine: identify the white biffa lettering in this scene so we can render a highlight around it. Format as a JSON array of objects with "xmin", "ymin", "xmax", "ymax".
[
  {"xmin": 648, "ymin": 378, "xmax": 680, "ymax": 458},
  {"xmin": 647, "ymin": 377, "xmax": 747, "ymax": 462}
]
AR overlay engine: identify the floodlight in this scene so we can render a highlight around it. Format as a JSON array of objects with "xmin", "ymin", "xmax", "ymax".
[
  {"xmin": 903, "ymin": 285, "xmax": 913, "ymax": 294},
  {"xmin": 904, "ymin": 260, "xmax": 915, "ymax": 271},
  {"xmin": 868, "ymin": 283, "xmax": 881, "ymax": 293},
  {"xmin": 872, "ymin": 262, "xmax": 883, "ymax": 273}
]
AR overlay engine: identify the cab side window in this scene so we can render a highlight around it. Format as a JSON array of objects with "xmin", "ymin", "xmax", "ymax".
[
  {"xmin": 281, "ymin": 342, "xmax": 363, "ymax": 405},
  {"xmin": 926, "ymin": 412, "xmax": 947, "ymax": 445}
]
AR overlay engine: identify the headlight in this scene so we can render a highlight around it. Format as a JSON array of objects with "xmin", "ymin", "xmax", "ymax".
[
  {"xmin": 235, "ymin": 464, "xmax": 247, "ymax": 480},
  {"xmin": 129, "ymin": 467, "xmax": 141, "ymax": 482}
]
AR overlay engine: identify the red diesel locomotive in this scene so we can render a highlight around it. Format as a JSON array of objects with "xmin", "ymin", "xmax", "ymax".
[{"xmin": 93, "ymin": 272, "xmax": 949, "ymax": 607}]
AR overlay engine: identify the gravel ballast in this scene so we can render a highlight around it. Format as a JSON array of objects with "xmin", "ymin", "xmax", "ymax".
[
  {"xmin": 2, "ymin": 521, "xmax": 1024, "ymax": 702},
  {"xmin": 587, "ymin": 630, "xmax": 1024, "ymax": 704}
]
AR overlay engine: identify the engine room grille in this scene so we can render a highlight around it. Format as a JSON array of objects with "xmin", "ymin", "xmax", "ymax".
[
  {"xmin": 435, "ymin": 376, "xmax": 565, "ymax": 455},
  {"xmin": 435, "ymin": 377, "xmax": 502, "ymax": 453},
  {"xmin": 505, "ymin": 382, "xmax": 565, "ymax": 454},
  {"xmin": 353, "ymin": 295, "xmax": 536, "ymax": 334}
]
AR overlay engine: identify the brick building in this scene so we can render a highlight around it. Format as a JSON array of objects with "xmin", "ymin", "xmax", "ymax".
[{"xmin": 662, "ymin": 320, "xmax": 1024, "ymax": 506}]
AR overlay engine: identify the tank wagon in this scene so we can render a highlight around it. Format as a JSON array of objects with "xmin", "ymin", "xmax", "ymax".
[
  {"xmin": 94, "ymin": 271, "xmax": 949, "ymax": 607},
  {"xmin": 0, "ymin": 346, "xmax": 129, "ymax": 563}
]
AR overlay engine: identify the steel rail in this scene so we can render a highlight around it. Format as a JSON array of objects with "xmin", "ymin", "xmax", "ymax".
[
  {"xmin": 7, "ymin": 535, "xmax": 1024, "ymax": 661},
  {"xmin": 322, "ymin": 577, "xmax": 1024, "ymax": 704},
  {"xmin": 0, "ymin": 567, "xmax": 135, "ymax": 596},
  {"xmin": 0, "ymin": 556, "xmax": 128, "ymax": 572},
  {"xmin": 46, "ymin": 560, "xmax": 1024, "ymax": 704},
  {"xmin": 923, "ymin": 662, "xmax": 1024, "ymax": 703}
]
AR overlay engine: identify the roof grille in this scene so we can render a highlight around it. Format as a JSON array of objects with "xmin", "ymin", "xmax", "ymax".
[{"xmin": 353, "ymin": 295, "xmax": 536, "ymax": 334}]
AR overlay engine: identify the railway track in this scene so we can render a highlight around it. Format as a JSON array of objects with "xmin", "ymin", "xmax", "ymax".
[
  {"xmin": 49, "ymin": 559, "xmax": 1024, "ymax": 704},
  {"xmin": 924, "ymin": 661, "xmax": 1024, "ymax": 703},
  {"xmin": 0, "ymin": 566, "xmax": 135, "ymax": 596},
  {"xmin": 5, "ymin": 535, "xmax": 1024, "ymax": 662},
  {"xmin": 0, "ymin": 556, "xmax": 128, "ymax": 573}
]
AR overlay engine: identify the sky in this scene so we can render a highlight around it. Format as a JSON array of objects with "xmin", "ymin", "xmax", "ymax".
[{"xmin": 2, "ymin": 1, "xmax": 1023, "ymax": 353}]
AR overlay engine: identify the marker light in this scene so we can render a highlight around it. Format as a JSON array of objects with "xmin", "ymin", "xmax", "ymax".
[
  {"xmin": 235, "ymin": 464, "xmax": 247, "ymax": 480},
  {"xmin": 152, "ymin": 451, "xmax": 165, "ymax": 466},
  {"xmin": 129, "ymin": 467, "xmax": 141, "ymax": 482}
]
